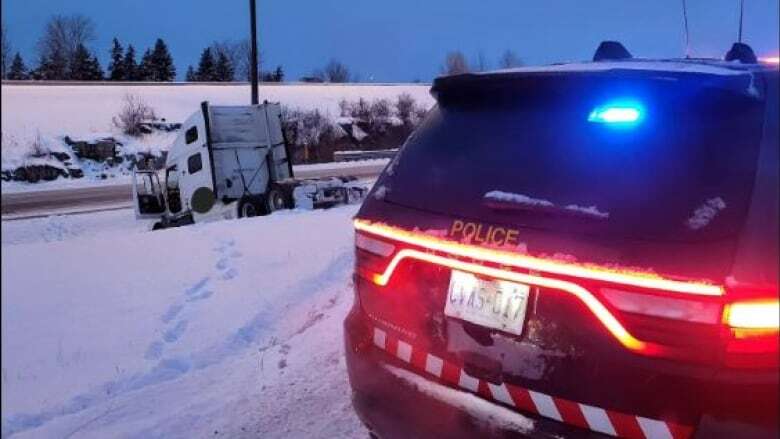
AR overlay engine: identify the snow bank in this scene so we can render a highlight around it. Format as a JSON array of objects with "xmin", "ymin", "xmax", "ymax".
[{"xmin": 1, "ymin": 205, "xmax": 364, "ymax": 438}]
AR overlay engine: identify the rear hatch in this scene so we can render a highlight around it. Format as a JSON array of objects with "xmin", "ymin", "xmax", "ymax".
[{"xmin": 355, "ymin": 68, "xmax": 776, "ymax": 436}]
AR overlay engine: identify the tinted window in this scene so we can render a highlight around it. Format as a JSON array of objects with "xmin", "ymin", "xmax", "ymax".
[
  {"xmin": 188, "ymin": 153, "xmax": 202, "ymax": 174},
  {"xmin": 385, "ymin": 73, "xmax": 765, "ymax": 243},
  {"xmin": 185, "ymin": 126, "xmax": 198, "ymax": 144}
]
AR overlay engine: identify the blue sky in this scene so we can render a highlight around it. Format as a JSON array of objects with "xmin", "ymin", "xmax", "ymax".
[{"xmin": 2, "ymin": 0, "xmax": 778, "ymax": 81}]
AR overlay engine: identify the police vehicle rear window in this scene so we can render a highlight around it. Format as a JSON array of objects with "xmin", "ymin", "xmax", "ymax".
[{"xmin": 385, "ymin": 73, "xmax": 765, "ymax": 242}]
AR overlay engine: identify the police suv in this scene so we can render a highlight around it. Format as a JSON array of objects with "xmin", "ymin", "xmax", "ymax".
[{"xmin": 344, "ymin": 42, "xmax": 779, "ymax": 438}]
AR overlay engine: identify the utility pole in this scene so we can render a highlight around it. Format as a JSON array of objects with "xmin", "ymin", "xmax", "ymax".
[{"xmin": 249, "ymin": 0, "xmax": 259, "ymax": 105}]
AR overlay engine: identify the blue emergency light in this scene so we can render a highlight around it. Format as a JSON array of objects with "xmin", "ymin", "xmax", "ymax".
[{"xmin": 588, "ymin": 101, "xmax": 644, "ymax": 126}]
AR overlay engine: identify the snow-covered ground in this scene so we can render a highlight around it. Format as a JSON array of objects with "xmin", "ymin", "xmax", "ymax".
[
  {"xmin": 1, "ymin": 84, "xmax": 432, "ymax": 140},
  {"xmin": 1, "ymin": 205, "xmax": 366, "ymax": 438},
  {"xmin": 1, "ymin": 83, "xmax": 430, "ymax": 191}
]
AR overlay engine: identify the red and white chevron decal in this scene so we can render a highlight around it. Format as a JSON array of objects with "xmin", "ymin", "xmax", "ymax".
[{"xmin": 372, "ymin": 327, "xmax": 693, "ymax": 439}]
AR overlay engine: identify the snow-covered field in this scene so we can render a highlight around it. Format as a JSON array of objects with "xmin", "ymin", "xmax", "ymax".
[
  {"xmin": 1, "ymin": 83, "xmax": 432, "ymax": 140},
  {"xmin": 1, "ymin": 205, "xmax": 366, "ymax": 438}
]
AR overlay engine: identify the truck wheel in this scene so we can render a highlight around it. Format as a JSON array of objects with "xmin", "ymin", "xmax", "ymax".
[
  {"xmin": 348, "ymin": 187, "xmax": 366, "ymax": 204},
  {"xmin": 265, "ymin": 186, "xmax": 287, "ymax": 213},
  {"xmin": 238, "ymin": 196, "xmax": 262, "ymax": 218},
  {"xmin": 152, "ymin": 221, "xmax": 165, "ymax": 231}
]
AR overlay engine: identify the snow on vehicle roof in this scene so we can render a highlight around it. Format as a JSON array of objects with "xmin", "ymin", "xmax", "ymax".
[{"xmin": 474, "ymin": 59, "xmax": 762, "ymax": 77}]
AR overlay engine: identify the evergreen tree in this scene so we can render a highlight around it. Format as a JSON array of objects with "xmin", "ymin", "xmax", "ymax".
[
  {"xmin": 148, "ymin": 38, "xmax": 175, "ymax": 81},
  {"xmin": 137, "ymin": 48, "xmax": 153, "ymax": 81},
  {"xmin": 195, "ymin": 47, "xmax": 217, "ymax": 81},
  {"xmin": 215, "ymin": 51, "xmax": 233, "ymax": 81},
  {"xmin": 122, "ymin": 45, "xmax": 138, "ymax": 80},
  {"xmin": 69, "ymin": 43, "xmax": 93, "ymax": 80},
  {"xmin": 108, "ymin": 37, "xmax": 125, "ymax": 80},
  {"xmin": 36, "ymin": 50, "xmax": 68, "ymax": 80},
  {"xmin": 273, "ymin": 65, "xmax": 284, "ymax": 82},
  {"xmin": 261, "ymin": 65, "xmax": 284, "ymax": 82},
  {"xmin": 185, "ymin": 65, "xmax": 197, "ymax": 81},
  {"xmin": 7, "ymin": 52, "xmax": 28, "ymax": 80},
  {"xmin": 86, "ymin": 54, "xmax": 103, "ymax": 80}
]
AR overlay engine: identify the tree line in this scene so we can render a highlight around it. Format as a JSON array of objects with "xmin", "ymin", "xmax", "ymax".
[
  {"xmin": 1, "ymin": 15, "xmax": 290, "ymax": 83},
  {"xmin": 1, "ymin": 15, "xmax": 525, "ymax": 82},
  {"xmin": 440, "ymin": 49, "xmax": 523, "ymax": 75},
  {"xmin": 1, "ymin": 16, "xmax": 175, "ymax": 81}
]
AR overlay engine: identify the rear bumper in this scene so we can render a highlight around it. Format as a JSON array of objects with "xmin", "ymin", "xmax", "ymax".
[
  {"xmin": 344, "ymin": 303, "xmax": 778, "ymax": 439},
  {"xmin": 344, "ymin": 305, "xmax": 606, "ymax": 439}
]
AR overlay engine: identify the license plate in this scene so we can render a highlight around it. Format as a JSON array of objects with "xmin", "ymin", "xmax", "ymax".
[{"xmin": 444, "ymin": 270, "xmax": 530, "ymax": 336}]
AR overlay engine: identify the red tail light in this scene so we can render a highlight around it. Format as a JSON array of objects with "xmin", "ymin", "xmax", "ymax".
[
  {"xmin": 354, "ymin": 219, "xmax": 778, "ymax": 368},
  {"xmin": 722, "ymin": 299, "xmax": 779, "ymax": 368},
  {"xmin": 725, "ymin": 300, "xmax": 780, "ymax": 329}
]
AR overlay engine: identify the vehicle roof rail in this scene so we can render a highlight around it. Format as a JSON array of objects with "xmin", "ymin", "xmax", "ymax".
[
  {"xmin": 725, "ymin": 42, "xmax": 758, "ymax": 64},
  {"xmin": 593, "ymin": 41, "xmax": 633, "ymax": 62}
]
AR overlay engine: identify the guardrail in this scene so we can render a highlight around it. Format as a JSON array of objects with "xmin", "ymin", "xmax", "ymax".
[{"xmin": 333, "ymin": 149, "xmax": 398, "ymax": 162}]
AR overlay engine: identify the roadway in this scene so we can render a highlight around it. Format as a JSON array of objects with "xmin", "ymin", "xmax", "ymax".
[{"xmin": 1, "ymin": 162, "xmax": 386, "ymax": 220}]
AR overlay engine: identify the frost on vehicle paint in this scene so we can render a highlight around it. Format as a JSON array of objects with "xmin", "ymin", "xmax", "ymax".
[
  {"xmin": 372, "ymin": 185, "xmax": 387, "ymax": 200},
  {"xmin": 686, "ymin": 197, "xmax": 727, "ymax": 230},
  {"xmin": 562, "ymin": 204, "xmax": 609, "ymax": 219},
  {"xmin": 484, "ymin": 190, "xmax": 554, "ymax": 208},
  {"xmin": 484, "ymin": 191, "xmax": 610, "ymax": 219},
  {"xmin": 384, "ymin": 364, "xmax": 536, "ymax": 434}
]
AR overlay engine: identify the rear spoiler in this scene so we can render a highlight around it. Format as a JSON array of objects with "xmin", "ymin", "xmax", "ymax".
[{"xmin": 431, "ymin": 66, "xmax": 768, "ymax": 103}]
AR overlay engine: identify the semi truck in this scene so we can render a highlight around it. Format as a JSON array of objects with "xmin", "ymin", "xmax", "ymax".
[{"xmin": 132, "ymin": 101, "xmax": 367, "ymax": 229}]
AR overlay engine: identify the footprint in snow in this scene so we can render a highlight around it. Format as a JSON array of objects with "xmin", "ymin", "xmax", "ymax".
[
  {"xmin": 185, "ymin": 277, "xmax": 210, "ymax": 297},
  {"xmin": 144, "ymin": 341, "xmax": 164, "ymax": 360},
  {"xmin": 163, "ymin": 320, "xmax": 188, "ymax": 343},
  {"xmin": 221, "ymin": 268, "xmax": 238, "ymax": 280},
  {"xmin": 214, "ymin": 242, "xmax": 241, "ymax": 280},
  {"xmin": 186, "ymin": 289, "xmax": 214, "ymax": 302},
  {"xmin": 160, "ymin": 304, "xmax": 184, "ymax": 323}
]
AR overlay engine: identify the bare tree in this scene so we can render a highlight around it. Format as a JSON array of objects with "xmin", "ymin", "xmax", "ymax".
[
  {"xmin": 323, "ymin": 59, "xmax": 350, "ymax": 83},
  {"xmin": 475, "ymin": 50, "xmax": 489, "ymax": 72},
  {"xmin": 37, "ymin": 14, "xmax": 96, "ymax": 72},
  {"xmin": 211, "ymin": 39, "xmax": 259, "ymax": 81},
  {"xmin": 112, "ymin": 94, "xmax": 156, "ymax": 137},
  {"xmin": 441, "ymin": 51, "xmax": 470, "ymax": 75},
  {"xmin": 1, "ymin": 22, "xmax": 10, "ymax": 78},
  {"xmin": 498, "ymin": 49, "xmax": 522, "ymax": 69}
]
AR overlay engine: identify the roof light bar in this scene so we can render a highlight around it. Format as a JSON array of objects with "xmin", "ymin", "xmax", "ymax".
[
  {"xmin": 588, "ymin": 101, "xmax": 643, "ymax": 125},
  {"xmin": 354, "ymin": 220, "xmax": 723, "ymax": 296}
]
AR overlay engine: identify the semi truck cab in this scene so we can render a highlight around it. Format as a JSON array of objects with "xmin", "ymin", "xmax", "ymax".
[{"xmin": 133, "ymin": 101, "xmax": 366, "ymax": 228}]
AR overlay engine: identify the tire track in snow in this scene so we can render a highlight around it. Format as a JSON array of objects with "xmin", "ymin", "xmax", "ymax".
[{"xmin": 1, "ymin": 242, "xmax": 354, "ymax": 438}]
